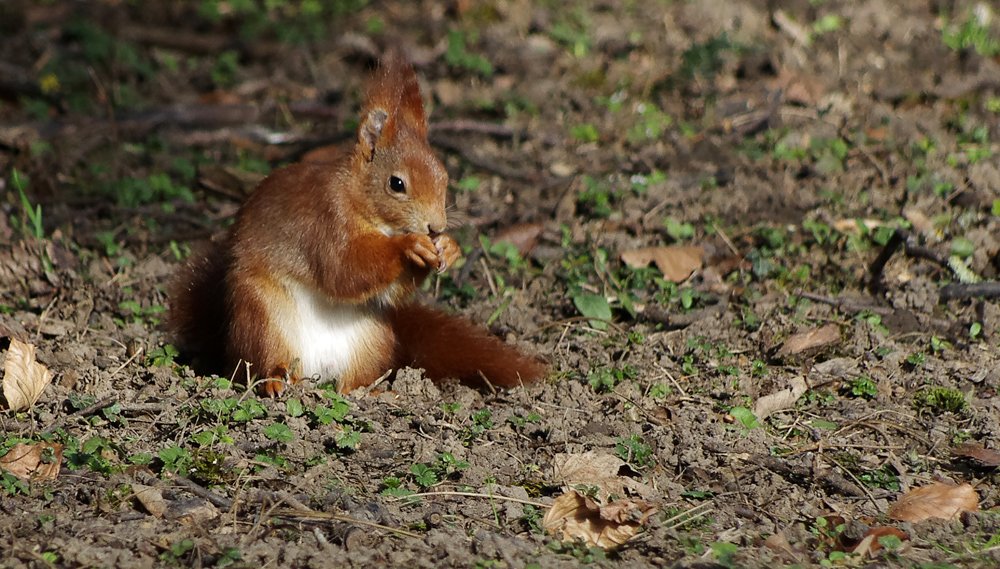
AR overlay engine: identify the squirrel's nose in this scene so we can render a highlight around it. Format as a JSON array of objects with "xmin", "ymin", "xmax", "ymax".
[{"xmin": 428, "ymin": 214, "xmax": 446, "ymax": 234}]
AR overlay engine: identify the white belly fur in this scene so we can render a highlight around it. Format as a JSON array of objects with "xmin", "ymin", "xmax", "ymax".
[{"xmin": 276, "ymin": 279, "xmax": 386, "ymax": 380}]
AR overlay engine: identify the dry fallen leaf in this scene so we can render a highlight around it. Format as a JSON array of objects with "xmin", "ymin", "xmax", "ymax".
[
  {"xmin": 775, "ymin": 324, "xmax": 841, "ymax": 358},
  {"xmin": 542, "ymin": 490, "xmax": 657, "ymax": 549},
  {"xmin": 0, "ymin": 442, "xmax": 62, "ymax": 481},
  {"xmin": 903, "ymin": 208, "xmax": 934, "ymax": 235},
  {"xmin": 887, "ymin": 482, "xmax": 979, "ymax": 522},
  {"xmin": 495, "ymin": 222, "xmax": 545, "ymax": 257},
  {"xmin": 133, "ymin": 484, "xmax": 170, "ymax": 518},
  {"xmin": 620, "ymin": 246, "xmax": 704, "ymax": 283},
  {"xmin": 770, "ymin": 67, "xmax": 825, "ymax": 106},
  {"xmin": 832, "ymin": 219, "xmax": 882, "ymax": 234},
  {"xmin": 133, "ymin": 483, "xmax": 219, "ymax": 523},
  {"xmin": 864, "ymin": 527, "xmax": 909, "ymax": 553},
  {"xmin": 952, "ymin": 443, "xmax": 1000, "ymax": 467},
  {"xmin": 553, "ymin": 451, "xmax": 656, "ymax": 502},
  {"xmin": 3, "ymin": 338, "xmax": 54, "ymax": 411},
  {"xmin": 752, "ymin": 376, "xmax": 808, "ymax": 421}
]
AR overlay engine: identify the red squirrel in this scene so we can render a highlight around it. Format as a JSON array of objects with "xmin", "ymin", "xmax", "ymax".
[{"xmin": 168, "ymin": 48, "xmax": 546, "ymax": 396}]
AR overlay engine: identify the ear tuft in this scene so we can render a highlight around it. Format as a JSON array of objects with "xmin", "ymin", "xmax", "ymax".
[{"xmin": 359, "ymin": 108, "xmax": 389, "ymax": 161}]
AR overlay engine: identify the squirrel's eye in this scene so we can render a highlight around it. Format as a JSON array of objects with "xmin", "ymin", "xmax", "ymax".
[{"xmin": 389, "ymin": 176, "xmax": 406, "ymax": 194}]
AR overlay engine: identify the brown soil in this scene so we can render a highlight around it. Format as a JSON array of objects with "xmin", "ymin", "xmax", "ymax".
[{"xmin": 2, "ymin": 1, "xmax": 1000, "ymax": 568}]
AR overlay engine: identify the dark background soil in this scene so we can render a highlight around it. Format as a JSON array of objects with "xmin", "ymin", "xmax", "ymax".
[{"xmin": 2, "ymin": 1, "xmax": 1000, "ymax": 567}]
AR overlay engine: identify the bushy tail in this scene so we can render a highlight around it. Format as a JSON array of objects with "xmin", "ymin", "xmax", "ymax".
[
  {"xmin": 389, "ymin": 303, "xmax": 546, "ymax": 388},
  {"xmin": 166, "ymin": 239, "xmax": 231, "ymax": 366}
]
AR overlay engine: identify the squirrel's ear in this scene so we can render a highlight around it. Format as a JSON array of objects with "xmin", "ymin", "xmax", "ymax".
[{"xmin": 359, "ymin": 108, "xmax": 389, "ymax": 161}]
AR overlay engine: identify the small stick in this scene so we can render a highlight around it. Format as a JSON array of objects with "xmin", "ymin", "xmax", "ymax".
[
  {"xmin": 42, "ymin": 396, "xmax": 116, "ymax": 434},
  {"xmin": 388, "ymin": 491, "xmax": 549, "ymax": 508},
  {"xmin": 939, "ymin": 282, "xmax": 1000, "ymax": 302},
  {"xmin": 867, "ymin": 228, "xmax": 905, "ymax": 296}
]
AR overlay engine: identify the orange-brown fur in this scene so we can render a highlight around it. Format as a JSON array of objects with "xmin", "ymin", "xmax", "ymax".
[{"xmin": 167, "ymin": 48, "xmax": 545, "ymax": 395}]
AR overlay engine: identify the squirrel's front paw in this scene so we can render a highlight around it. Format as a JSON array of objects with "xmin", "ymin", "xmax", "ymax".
[
  {"xmin": 401, "ymin": 233, "xmax": 439, "ymax": 268},
  {"xmin": 432, "ymin": 234, "xmax": 461, "ymax": 273}
]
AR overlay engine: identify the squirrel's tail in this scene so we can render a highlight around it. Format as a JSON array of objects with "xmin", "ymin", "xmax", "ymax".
[
  {"xmin": 166, "ymin": 239, "xmax": 231, "ymax": 367},
  {"xmin": 389, "ymin": 302, "xmax": 546, "ymax": 388}
]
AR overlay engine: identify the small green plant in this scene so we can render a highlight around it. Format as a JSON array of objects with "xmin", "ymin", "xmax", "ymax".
[
  {"xmin": 160, "ymin": 538, "xmax": 195, "ymax": 565},
  {"xmin": 12, "ymin": 170, "xmax": 43, "ymax": 240},
  {"xmin": 549, "ymin": 17, "xmax": 591, "ymax": 57},
  {"xmin": 109, "ymin": 173, "xmax": 194, "ymax": 208},
  {"xmin": 118, "ymin": 300, "xmax": 166, "ymax": 327},
  {"xmin": 664, "ymin": 218, "xmax": 695, "ymax": 240},
  {"xmin": 263, "ymin": 423, "xmax": 294, "ymax": 442},
  {"xmin": 408, "ymin": 453, "xmax": 470, "ymax": 489},
  {"xmin": 970, "ymin": 322, "xmax": 983, "ymax": 339},
  {"xmin": 914, "ymin": 387, "xmax": 966, "ymax": 414},
  {"xmin": 857, "ymin": 464, "xmax": 900, "ymax": 491},
  {"xmin": 381, "ymin": 477, "xmax": 413, "ymax": 498},
  {"xmin": 445, "ymin": 29, "xmax": 492, "ymax": 75},
  {"xmin": 942, "ymin": 9, "xmax": 1000, "ymax": 56},
  {"xmin": 147, "ymin": 344, "xmax": 179, "ymax": 367},
  {"xmin": 1, "ymin": 470, "xmax": 29, "ymax": 496},
  {"xmin": 65, "ymin": 436, "xmax": 121, "ymax": 475},
  {"xmin": 614, "ymin": 434, "xmax": 653, "ymax": 467},
  {"xmin": 813, "ymin": 14, "xmax": 843, "ymax": 34},
  {"xmin": 577, "ymin": 175, "xmax": 616, "ymax": 218},
  {"xmin": 587, "ymin": 364, "xmax": 637, "ymax": 394},
  {"xmin": 159, "ymin": 445, "xmax": 192, "ymax": 475},
  {"xmin": 846, "ymin": 375, "xmax": 878, "ymax": 399},
  {"xmin": 454, "ymin": 176, "xmax": 481, "ymax": 192},
  {"xmin": 855, "ymin": 310, "xmax": 888, "ymax": 334},
  {"xmin": 459, "ymin": 409, "xmax": 494, "ymax": 445},
  {"xmin": 648, "ymin": 383, "xmax": 669, "ymax": 398},
  {"xmin": 409, "ymin": 463, "xmax": 438, "ymax": 488},
  {"xmin": 930, "ymin": 336, "xmax": 952, "ymax": 353},
  {"xmin": 507, "ymin": 412, "xmax": 541, "ymax": 431},
  {"xmin": 727, "ymin": 407, "xmax": 761, "ymax": 432},
  {"xmin": 521, "ymin": 504, "xmax": 545, "ymax": 533},
  {"xmin": 546, "ymin": 540, "xmax": 606, "ymax": 564},
  {"xmin": 573, "ymin": 293, "xmax": 612, "ymax": 331},
  {"xmin": 710, "ymin": 542, "xmax": 739, "ymax": 568},
  {"xmin": 906, "ymin": 352, "xmax": 927, "ymax": 366},
  {"xmin": 570, "ymin": 123, "xmax": 599, "ymax": 143},
  {"xmin": 626, "ymin": 102, "xmax": 672, "ymax": 143},
  {"xmin": 676, "ymin": 33, "xmax": 736, "ymax": 82}
]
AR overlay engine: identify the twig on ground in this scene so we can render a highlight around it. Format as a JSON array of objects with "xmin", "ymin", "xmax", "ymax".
[
  {"xmin": 163, "ymin": 471, "xmax": 235, "ymax": 510},
  {"xmin": 867, "ymin": 228, "xmax": 906, "ymax": 296},
  {"xmin": 939, "ymin": 282, "xmax": 1000, "ymax": 302},
  {"xmin": 42, "ymin": 396, "xmax": 116, "ymax": 434},
  {"xmin": 640, "ymin": 298, "xmax": 727, "ymax": 329},
  {"xmin": 429, "ymin": 120, "xmax": 517, "ymax": 137}
]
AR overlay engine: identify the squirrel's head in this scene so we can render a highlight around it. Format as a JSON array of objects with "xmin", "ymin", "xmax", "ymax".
[{"xmin": 355, "ymin": 48, "xmax": 448, "ymax": 236}]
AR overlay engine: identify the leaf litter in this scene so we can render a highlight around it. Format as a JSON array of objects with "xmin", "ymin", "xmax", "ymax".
[{"xmin": 2, "ymin": 0, "xmax": 1000, "ymax": 567}]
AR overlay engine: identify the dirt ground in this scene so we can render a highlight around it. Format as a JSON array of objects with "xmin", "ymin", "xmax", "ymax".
[{"xmin": 2, "ymin": 0, "xmax": 1000, "ymax": 567}]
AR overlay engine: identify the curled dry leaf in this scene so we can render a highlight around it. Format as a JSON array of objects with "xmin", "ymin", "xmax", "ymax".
[
  {"xmin": 752, "ymin": 376, "xmax": 808, "ymax": 421},
  {"xmin": 903, "ymin": 208, "xmax": 933, "ymax": 234},
  {"xmin": 0, "ymin": 442, "xmax": 63, "ymax": 481},
  {"xmin": 887, "ymin": 482, "xmax": 979, "ymax": 522},
  {"xmin": 952, "ymin": 443, "xmax": 1000, "ymax": 467},
  {"xmin": 553, "ymin": 451, "xmax": 656, "ymax": 503},
  {"xmin": 775, "ymin": 324, "xmax": 841, "ymax": 358},
  {"xmin": 620, "ymin": 246, "xmax": 704, "ymax": 283},
  {"xmin": 133, "ymin": 483, "xmax": 219, "ymax": 523},
  {"xmin": 542, "ymin": 490, "xmax": 657, "ymax": 549},
  {"xmin": 2, "ymin": 338, "xmax": 54, "ymax": 411},
  {"xmin": 494, "ymin": 222, "xmax": 545, "ymax": 257},
  {"xmin": 864, "ymin": 527, "xmax": 909, "ymax": 553},
  {"xmin": 133, "ymin": 484, "xmax": 170, "ymax": 518},
  {"xmin": 832, "ymin": 219, "xmax": 882, "ymax": 234}
]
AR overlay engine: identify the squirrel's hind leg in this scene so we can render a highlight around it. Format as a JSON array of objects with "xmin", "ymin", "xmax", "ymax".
[{"xmin": 225, "ymin": 268, "xmax": 302, "ymax": 397}]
